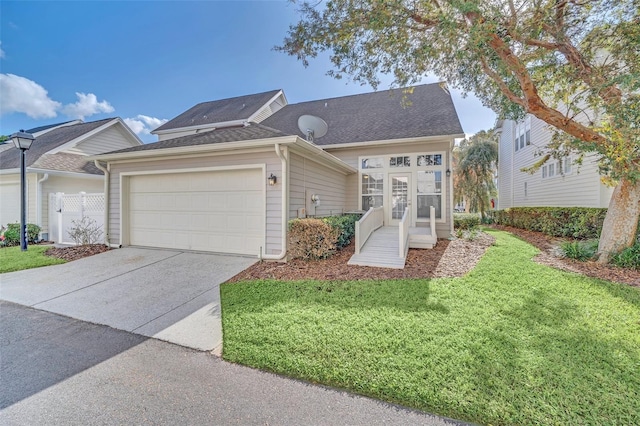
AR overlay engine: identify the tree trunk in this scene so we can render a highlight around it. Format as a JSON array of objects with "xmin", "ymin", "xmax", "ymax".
[{"xmin": 597, "ymin": 177, "xmax": 640, "ymax": 264}]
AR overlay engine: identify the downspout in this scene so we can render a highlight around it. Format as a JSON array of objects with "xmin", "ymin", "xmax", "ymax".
[
  {"xmin": 94, "ymin": 160, "xmax": 118, "ymax": 248},
  {"xmin": 37, "ymin": 173, "xmax": 49, "ymax": 239},
  {"xmin": 261, "ymin": 143, "xmax": 288, "ymax": 260}
]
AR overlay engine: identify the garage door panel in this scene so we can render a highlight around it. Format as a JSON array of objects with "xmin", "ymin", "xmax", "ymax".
[{"xmin": 129, "ymin": 169, "xmax": 264, "ymax": 255}]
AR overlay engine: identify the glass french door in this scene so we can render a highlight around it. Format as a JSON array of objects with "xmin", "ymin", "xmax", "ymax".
[{"xmin": 388, "ymin": 173, "xmax": 410, "ymax": 225}]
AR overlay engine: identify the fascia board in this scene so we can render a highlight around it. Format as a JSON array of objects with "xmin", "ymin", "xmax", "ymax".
[
  {"xmin": 151, "ymin": 119, "xmax": 246, "ymax": 135},
  {"xmin": 47, "ymin": 119, "xmax": 120, "ymax": 155},
  {"xmin": 290, "ymin": 138, "xmax": 356, "ymax": 175},
  {"xmin": 26, "ymin": 168, "xmax": 103, "ymax": 179},
  {"xmin": 320, "ymin": 134, "xmax": 465, "ymax": 150},
  {"xmin": 246, "ymin": 90, "xmax": 286, "ymax": 122},
  {"xmin": 90, "ymin": 135, "xmax": 298, "ymax": 162}
]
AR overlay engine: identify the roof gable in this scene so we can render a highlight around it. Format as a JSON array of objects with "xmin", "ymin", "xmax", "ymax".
[
  {"xmin": 153, "ymin": 89, "xmax": 283, "ymax": 133},
  {"xmin": 261, "ymin": 83, "xmax": 464, "ymax": 145},
  {"xmin": 0, "ymin": 118, "xmax": 114, "ymax": 170}
]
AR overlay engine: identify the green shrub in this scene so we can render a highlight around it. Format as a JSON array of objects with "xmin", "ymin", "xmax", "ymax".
[
  {"xmin": 1, "ymin": 223, "xmax": 41, "ymax": 246},
  {"xmin": 288, "ymin": 219, "xmax": 339, "ymax": 260},
  {"xmin": 493, "ymin": 207, "xmax": 607, "ymax": 239},
  {"xmin": 559, "ymin": 239, "xmax": 599, "ymax": 261},
  {"xmin": 322, "ymin": 214, "xmax": 359, "ymax": 249},
  {"xmin": 611, "ymin": 242, "xmax": 640, "ymax": 269},
  {"xmin": 454, "ymin": 213, "xmax": 480, "ymax": 230}
]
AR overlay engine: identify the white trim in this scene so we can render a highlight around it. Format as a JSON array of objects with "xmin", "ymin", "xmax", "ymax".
[
  {"xmin": 0, "ymin": 168, "xmax": 103, "ymax": 179},
  {"xmin": 31, "ymin": 120, "xmax": 83, "ymax": 137},
  {"xmin": 120, "ymin": 164, "xmax": 267, "ymax": 255},
  {"xmin": 152, "ymin": 119, "xmax": 246, "ymax": 136},
  {"xmin": 323, "ymin": 134, "xmax": 463, "ymax": 150},
  {"xmin": 104, "ymin": 147, "xmax": 275, "ymax": 165},
  {"xmin": 246, "ymin": 90, "xmax": 285, "ymax": 122}
]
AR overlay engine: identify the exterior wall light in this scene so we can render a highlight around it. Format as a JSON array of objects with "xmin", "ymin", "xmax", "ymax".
[
  {"xmin": 9, "ymin": 130, "xmax": 36, "ymax": 251},
  {"xmin": 446, "ymin": 169, "xmax": 451, "ymax": 177},
  {"xmin": 268, "ymin": 173, "xmax": 277, "ymax": 186}
]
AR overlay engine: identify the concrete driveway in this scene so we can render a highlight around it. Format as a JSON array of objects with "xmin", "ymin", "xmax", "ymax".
[{"xmin": 0, "ymin": 247, "xmax": 256, "ymax": 353}]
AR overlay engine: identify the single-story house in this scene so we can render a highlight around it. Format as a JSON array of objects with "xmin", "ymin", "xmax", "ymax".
[
  {"xmin": 93, "ymin": 83, "xmax": 464, "ymax": 262},
  {"xmin": 0, "ymin": 118, "xmax": 142, "ymax": 240}
]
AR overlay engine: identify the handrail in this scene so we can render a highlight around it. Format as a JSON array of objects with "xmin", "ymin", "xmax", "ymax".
[
  {"xmin": 399, "ymin": 206, "xmax": 411, "ymax": 258},
  {"xmin": 355, "ymin": 206, "xmax": 384, "ymax": 254}
]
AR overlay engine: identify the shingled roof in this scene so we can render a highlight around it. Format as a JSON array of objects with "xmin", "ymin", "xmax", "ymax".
[
  {"xmin": 0, "ymin": 118, "xmax": 114, "ymax": 171},
  {"xmin": 105, "ymin": 123, "xmax": 290, "ymax": 155},
  {"xmin": 153, "ymin": 89, "xmax": 282, "ymax": 133},
  {"xmin": 261, "ymin": 83, "xmax": 464, "ymax": 146}
]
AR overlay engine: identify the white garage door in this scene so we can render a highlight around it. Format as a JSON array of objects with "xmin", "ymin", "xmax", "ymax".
[
  {"xmin": 0, "ymin": 182, "xmax": 21, "ymax": 227},
  {"xmin": 129, "ymin": 169, "xmax": 264, "ymax": 255}
]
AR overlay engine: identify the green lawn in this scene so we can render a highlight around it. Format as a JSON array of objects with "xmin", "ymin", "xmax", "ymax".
[
  {"xmin": 0, "ymin": 245, "xmax": 66, "ymax": 273},
  {"xmin": 221, "ymin": 229, "xmax": 640, "ymax": 425}
]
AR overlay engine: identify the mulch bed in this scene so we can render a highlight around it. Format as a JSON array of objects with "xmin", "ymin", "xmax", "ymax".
[
  {"xmin": 492, "ymin": 225, "xmax": 640, "ymax": 287},
  {"xmin": 228, "ymin": 233, "xmax": 496, "ymax": 282},
  {"xmin": 45, "ymin": 244, "xmax": 111, "ymax": 262}
]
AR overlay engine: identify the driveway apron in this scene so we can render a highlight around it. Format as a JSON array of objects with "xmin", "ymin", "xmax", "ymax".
[{"xmin": 0, "ymin": 247, "xmax": 256, "ymax": 353}]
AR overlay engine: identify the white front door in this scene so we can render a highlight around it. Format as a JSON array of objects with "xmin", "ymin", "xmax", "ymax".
[{"xmin": 388, "ymin": 173, "xmax": 411, "ymax": 226}]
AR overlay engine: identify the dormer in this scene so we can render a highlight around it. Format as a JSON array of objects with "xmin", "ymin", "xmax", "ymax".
[{"xmin": 151, "ymin": 89, "xmax": 287, "ymax": 141}]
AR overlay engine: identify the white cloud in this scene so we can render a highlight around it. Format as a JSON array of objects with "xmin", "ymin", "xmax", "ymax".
[
  {"xmin": 124, "ymin": 115, "xmax": 168, "ymax": 135},
  {"xmin": 0, "ymin": 41, "xmax": 5, "ymax": 59},
  {"xmin": 62, "ymin": 92, "xmax": 114, "ymax": 119},
  {"xmin": 0, "ymin": 73, "xmax": 61, "ymax": 119}
]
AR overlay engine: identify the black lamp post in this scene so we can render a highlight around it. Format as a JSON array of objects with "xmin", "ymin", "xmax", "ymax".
[{"xmin": 9, "ymin": 130, "xmax": 35, "ymax": 251}]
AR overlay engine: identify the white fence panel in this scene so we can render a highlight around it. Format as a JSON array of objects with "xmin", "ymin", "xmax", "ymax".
[{"xmin": 49, "ymin": 192, "xmax": 105, "ymax": 244}]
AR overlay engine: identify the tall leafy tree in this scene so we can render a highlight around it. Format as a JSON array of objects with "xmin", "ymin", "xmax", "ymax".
[
  {"xmin": 278, "ymin": 0, "xmax": 639, "ymax": 263},
  {"xmin": 454, "ymin": 131, "xmax": 499, "ymax": 218}
]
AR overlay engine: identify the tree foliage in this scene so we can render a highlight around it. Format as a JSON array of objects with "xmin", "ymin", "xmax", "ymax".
[
  {"xmin": 279, "ymin": 0, "xmax": 640, "ymax": 262},
  {"xmin": 454, "ymin": 131, "xmax": 499, "ymax": 218}
]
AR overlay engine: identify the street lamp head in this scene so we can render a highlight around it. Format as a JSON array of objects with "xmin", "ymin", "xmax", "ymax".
[{"xmin": 10, "ymin": 130, "xmax": 35, "ymax": 150}]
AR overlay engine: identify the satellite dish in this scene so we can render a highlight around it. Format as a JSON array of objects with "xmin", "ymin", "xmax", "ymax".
[{"xmin": 297, "ymin": 115, "xmax": 328, "ymax": 142}]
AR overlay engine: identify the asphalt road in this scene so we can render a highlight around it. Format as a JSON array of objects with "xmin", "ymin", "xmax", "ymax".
[{"xmin": 0, "ymin": 301, "xmax": 465, "ymax": 425}]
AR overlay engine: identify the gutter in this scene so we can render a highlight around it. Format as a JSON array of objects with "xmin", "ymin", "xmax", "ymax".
[
  {"xmin": 261, "ymin": 143, "xmax": 288, "ymax": 260},
  {"xmin": 94, "ymin": 160, "xmax": 118, "ymax": 248}
]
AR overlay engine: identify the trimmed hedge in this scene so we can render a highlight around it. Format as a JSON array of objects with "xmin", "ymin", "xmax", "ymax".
[
  {"xmin": 322, "ymin": 214, "xmax": 359, "ymax": 248},
  {"xmin": 491, "ymin": 207, "xmax": 607, "ymax": 239},
  {"xmin": 453, "ymin": 213, "xmax": 480, "ymax": 230},
  {"xmin": 288, "ymin": 219, "xmax": 339, "ymax": 260}
]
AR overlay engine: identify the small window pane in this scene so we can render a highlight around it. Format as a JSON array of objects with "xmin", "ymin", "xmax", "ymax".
[
  {"xmin": 361, "ymin": 157, "xmax": 384, "ymax": 169},
  {"xmin": 515, "ymin": 138, "xmax": 519, "ymax": 152},
  {"xmin": 526, "ymin": 130, "xmax": 531, "ymax": 145},
  {"xmin": 542, "ymin": 166, "xmax": 547, "ymax": 178},
  {"xmin": 548, "ymin": 163, "xmax": 555, "ymax": 177},
  {"xmin": 564, "ymin": 157, "xmax": 572, "ymax": 173},
  {"xmin": 417, "ymin": 171, "xmax": 441, "ymax": 193},
  {"xmin": 362, "ymin": 195, "xmax": 383, "ymax": 211},
  {"xmin": 390, "ymin": 156, "xmax": 410, "ymax": 167},
  {"xmin": 417, "ymin": 154, "xmax": 442, "ymax": 166},
  {"xmin": 417, "ymin": 195, "xmax": 441, "ymax": 219},
  {"xmin": 520, "ymin": 134, "xmax": 525, "ymax": 149}
]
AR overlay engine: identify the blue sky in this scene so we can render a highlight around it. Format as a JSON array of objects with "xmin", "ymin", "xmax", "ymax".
[{"xmin": 0, "ymin": 1, "xmax": 496, "ymax": 142}]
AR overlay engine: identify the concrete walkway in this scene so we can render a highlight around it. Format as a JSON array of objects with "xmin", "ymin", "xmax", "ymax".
[{"xmin": 0, "ymin": 247, "xmax": 255, "ymax": 353}]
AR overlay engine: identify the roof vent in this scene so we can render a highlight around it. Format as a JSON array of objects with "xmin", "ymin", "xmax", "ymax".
[{"xmin": 297, "ymin": 115, "xmax": 328, "ymax": 143}]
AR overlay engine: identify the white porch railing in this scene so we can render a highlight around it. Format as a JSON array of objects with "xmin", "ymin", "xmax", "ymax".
[
  {"xmin": 399, "ymin": 206, "xmax": 411, "ymax": 258},
  {"xmin": 429, "ymin": 206, "xmax": 437, "ymax": 239},
  {"xmin": 355, "ymin": 206, "xmax": 384, "ymax": 254}
]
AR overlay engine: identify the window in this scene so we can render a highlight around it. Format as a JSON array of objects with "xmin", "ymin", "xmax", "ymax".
[
  {"xmin": 417, "ymin": 171, "xmax": 442, "ymax": 219},
  {"xmin": 361, "ymin": 157, "xmax": 384, "ymax": 169},
  {"xmin": 525, "ymin": 117, "xmax": 531, "ymax": 145},
  {"xmin": 515, "ymin": 116, "xmax": 531, "ymax": 151},
  {"xmin": 548, "ymin": 163, "xmax": 555, "ymax": 177},
  {"xmin": 417, "ymin": 154, "xmax": 442, "ymax": 166},
  {"xmin": 361, "ymin": 172, "xmax": 383, "ymax": 210},
  {"xmin": 389, "ymin": 156, "xmax": 410, "ymax": 167},
  {"xmin": 563, "ymin": 157, "xmax": 572, "ymax": 174},
  {"xmin": 524, "ymin": 181, "xmax": 528, "ymax": 197},
  {"xmin": 542, "ymin": 166, "xmax": 547, "ymax": 178}
]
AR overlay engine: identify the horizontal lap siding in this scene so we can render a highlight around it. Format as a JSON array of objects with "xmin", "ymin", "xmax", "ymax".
[
  {"xmin": 509, "ymin": 117, "xmax": 607, "ymax": 208},
  {"xmin": 289, "ymin": 152, "xmax": 348, "ymax": 219},
  {"xmin": 66, "ymin": 126, "xmax": 138, "ymax": 156},
  {"xmin": 108, "ymin": 151, "xmax": 282, "ymax": 254}
]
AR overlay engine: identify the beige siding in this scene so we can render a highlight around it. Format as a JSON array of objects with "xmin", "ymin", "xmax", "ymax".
[
  {"xmin": 107, "ymin": 150, "xmax": 283, "ymax": 255},
  {"xmin": 288, "ymin": 152, "xmax": 349, "ymax": 219},
  {"xmin": 40, "ymin": 175, "xmax": 103, "ymax": 234},
  {"xmin": 497, "ymin": 121, "xmax": 514, "ymax": 209},
  {"xmin": 326, "ymin": 140, "xmax": 453, "ymax": 236},
  {"xmin": 501, "ymin": 116, "xmax": 610, "ymax": 208},
  {"xmin": 65, "ymin": 125, "xmax": 139, "ymax": 156}
]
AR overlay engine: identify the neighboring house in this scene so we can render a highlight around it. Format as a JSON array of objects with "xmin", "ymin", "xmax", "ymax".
[
  {"xmin": 496, "ymin": 115, "xmax": 614, "ymax": 210},
  {"xmin": 93, "ymin": 83, "xmax": 464, "ymax": 263},
  {"xmin": 0, "ymin": 118, "xmax": 143, "ymax": 240}
]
